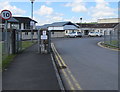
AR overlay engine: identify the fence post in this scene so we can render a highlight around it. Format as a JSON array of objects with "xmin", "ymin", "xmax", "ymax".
[
  {"xmin": 104, "ymin": 30, "xmax": 106, "ymax": 44},
  {"xmin": 38, "ymin": 30, "xmax": 41, "ymax": 53},
  {"xmin": 11, "ymin": 29, "xmax": 16, "ymax": 54},
  {"xmin": 48, "ymin": 30, "xmax": 51, "ymax": 53},
  {"xmin": 110, "ymin": 30, "xmax": 112, "ymax": 45}
]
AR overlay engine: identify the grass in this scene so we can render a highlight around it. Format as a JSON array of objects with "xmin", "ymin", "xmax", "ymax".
[
  {"xmin": 102, "ymin": 40, "xmax": 119, "ymax": 50},
  {"xmin": 104, "ymin": 40, "xmax": 119, "ymax": 48},
  {"xmin": 22, "ymin": 41, "xmax": 36, "ymax": 50},
  {"xmin": 2, "ymin": 41, "xmax": 36, "ymax": 70}
]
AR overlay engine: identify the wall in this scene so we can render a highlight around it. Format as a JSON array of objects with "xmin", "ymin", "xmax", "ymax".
[
  {"xmin": 98, "ymin": 18, "xmax": 120, "ymax": 23},
  {"xmin": 51, "ymin": 31, "xmax": 65, "ymax": 38}
]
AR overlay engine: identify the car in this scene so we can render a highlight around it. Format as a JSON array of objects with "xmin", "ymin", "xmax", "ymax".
[
  {"xmin": 67, "ymin": 32, "xmax": 82, "ymax": 38},
  {"xmin": 88, "ymin": 32, "xmax": 102, "ymax": 37}
]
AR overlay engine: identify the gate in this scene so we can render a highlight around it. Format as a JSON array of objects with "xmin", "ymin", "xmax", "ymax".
[
  {"xmin": 38, "ymin": 30, "xmax": 51, "ymax": 54},
  {"xmin": 2, "ymin": 28, "xmax": 22, "ymax": 60}
]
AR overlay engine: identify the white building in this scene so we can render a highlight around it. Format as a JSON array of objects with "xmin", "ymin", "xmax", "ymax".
[
  {"xmin": 76, "ymin": 23, "xmax": 119, "ymax": 35},
  {"xmin": 98, "ymin": 18, "xmax": 120, "ymax": 23},
  {"xmin": 37, "ymin": 21, "xmax": 80, "ymax": 38}
]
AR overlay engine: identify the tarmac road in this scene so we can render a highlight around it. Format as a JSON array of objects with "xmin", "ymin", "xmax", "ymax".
[{"xmin": 52, "ymin": 37, "xmax": 118, "ymax": 90}]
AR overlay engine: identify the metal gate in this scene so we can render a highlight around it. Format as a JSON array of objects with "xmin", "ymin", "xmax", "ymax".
[
  {"xmin": 38, "ymin": 30, "xmax": 51, "ymax": 54},
  {"xmin": 2, "ymin": 28, "xmax": 22, "ymax": 60}
]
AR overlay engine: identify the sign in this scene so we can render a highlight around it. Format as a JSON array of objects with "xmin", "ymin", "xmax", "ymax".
[
  {"xmin": 43, "ymin": 31, "xmax": 46, "ymax": 35},
  {"xmin": 0, "ymin": 10, "xmax": 12, "ymax": 20},
  {"xmin": 41, "ymin": 35, "xmax": 48, "ymax": 39}
]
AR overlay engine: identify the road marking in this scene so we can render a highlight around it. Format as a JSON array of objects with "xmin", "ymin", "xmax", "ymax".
[
  {"xmin": 52, "ymin": 43, "xmax": 67, "ymax": 67},
  {"xmin": 51, "ymin": 43, "xmax": 75, "ymax": 90},
  {"xmin": 97, "ymin": 42, "xmax": 120, "ymax": 51},
  {"xmin": 51, "ymin": 43, "xmax": 83, "ymax": 91},
  {"xmin": 51, "ymin": 54, "xmax": 65, "ymax": 91}
]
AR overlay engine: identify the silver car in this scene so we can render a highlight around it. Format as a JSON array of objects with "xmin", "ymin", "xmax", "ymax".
[{"xmin": 68, "ymin": 32, "xmax": 82, "ymax": 38}]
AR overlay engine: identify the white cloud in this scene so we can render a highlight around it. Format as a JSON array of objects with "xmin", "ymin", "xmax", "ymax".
[
  {"xmin": 65, "ymin": 0, "xmax": 87, "ymax": 12},
  {"xmin": 90, "ymin": 0, "xmax": 116, "ymax": 19},
  {"xmin": 0, "ymin": 1, "xmax": 26, "ymax": 16},
  {"xmin": 35, "ymin": 5, "xmax": 53, "ymax": 16},
  {"xmin": 35, "ymin": 5, "xmax": 64, "ymax": 25}
]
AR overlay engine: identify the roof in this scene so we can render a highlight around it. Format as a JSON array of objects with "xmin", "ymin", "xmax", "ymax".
[
  {"xmin": 1, "ymin": 17, "xmax": 19, "ymax": 23},
  {"xmin": 37, "ymin": 21, "xmax": 79, "ymax": 30},
  {"xmin": 64, "ymin": 25, "xmax": 79, "ymax": 30},
  {"xmin": 76, "ymin": 23, "xmax": 119, "ymax": 28},
  {"xmin": 36, "ymin": 24, "xmax": 52, "ymax": 30},
  {"xmin": 13, "ymin": 17, "xmax": 37, "ymax": 23},
  {"xmin": 49, "ymin": 21, "xmax": 72, "ymax": 27}
]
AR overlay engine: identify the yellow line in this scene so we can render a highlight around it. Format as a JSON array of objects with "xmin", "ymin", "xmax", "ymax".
[
  {"xmin": 52, "ymin": 43, "xmax": 83, "ymax": 90},
  {"xmin": 51, "ymin": 44, "xmax": 75, "ymax": 90},
  {"xmin": 52, "ymin": 43, "xmax": 67, "ymax": 67},
  {"xmin": 67, "ymin": 68, "xmax": 83, "ymax": 90},
  {"xmin": 61, "ymin": 69, "xmax": 75, "ymax": 90},
  {"xmin": 51, "ymin": 43, "xmax": 75, "ymax": 90}
]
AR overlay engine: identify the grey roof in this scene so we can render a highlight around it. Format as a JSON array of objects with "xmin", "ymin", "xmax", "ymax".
[
  {"xmin": 1, "ymin": 17, "xmax": 19, "ymax": 23},
  {"xmin": 37, "ymin": 21, "xmax": 79, "ymax": 30},
  {"xmin": 49, "ymin": 21, "xmax": 71, "ymax": 27},
  {"xmin": 36, "ymin": 24, "xmax": 51, "ymax": 30},
  {"xmin": 64, "ymin": 25, "xmax": 79, "ymax": 30},
  {"xmin": 8, "ymin": 17, "xmax": 19, "ymax": 23}
]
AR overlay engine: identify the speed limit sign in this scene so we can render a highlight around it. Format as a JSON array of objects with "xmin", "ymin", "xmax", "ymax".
[{"xmin": 0, "ymin": 10, "xmax": 12, "ymax": 20}]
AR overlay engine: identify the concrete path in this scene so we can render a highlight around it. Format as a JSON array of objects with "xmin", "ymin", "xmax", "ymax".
[{"xmin": 3, "ymin": 44, "xmax": 60, "ymax": 90}]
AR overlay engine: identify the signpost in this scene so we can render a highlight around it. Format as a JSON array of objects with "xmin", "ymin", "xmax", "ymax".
[{"xmin": 0, "ymin": 10, "xmax": 12, "ymax": 54}]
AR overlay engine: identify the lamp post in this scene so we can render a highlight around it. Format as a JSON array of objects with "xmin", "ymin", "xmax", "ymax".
[
  {"xmin": 80, "ymin": 18, "xmax": 82, "ymax": 33},
  {"xmin": 30, "ymin": 0, "xmax": 35, "ymax": 42}
]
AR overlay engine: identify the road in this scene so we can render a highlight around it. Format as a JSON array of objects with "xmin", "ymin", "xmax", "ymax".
[{"xmin": 52, "ymin": 37, "xmax": 118, "ymax": 90}]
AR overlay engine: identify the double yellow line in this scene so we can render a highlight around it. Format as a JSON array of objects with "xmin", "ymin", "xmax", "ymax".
[{"xmin": 51, "ymin": 43, "xmax": 83, "ymax": 91}]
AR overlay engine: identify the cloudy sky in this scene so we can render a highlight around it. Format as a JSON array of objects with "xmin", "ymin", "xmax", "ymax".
[{"xmin": 0, "ymin": 0, "xmax": 119, "ymax": 25}]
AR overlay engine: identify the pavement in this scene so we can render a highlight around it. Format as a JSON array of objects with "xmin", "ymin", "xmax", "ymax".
[{"xmin": 2, "ymin": 44, "xmax": 61, "ymax": 90}]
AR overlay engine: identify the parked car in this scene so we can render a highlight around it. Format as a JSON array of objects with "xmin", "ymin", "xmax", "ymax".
[
  {"xmin": 67, "ymin": 32, "xmax": 82, "ymax": 38},
  {"xmin": 88, "ymin": 32, "xmax": 102, "ymax": 37}
]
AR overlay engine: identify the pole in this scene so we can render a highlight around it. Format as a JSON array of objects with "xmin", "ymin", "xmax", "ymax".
[
  {"xmin": 38, "ymin": 30, "xmax": 40, "ymax": 53},
  {"xmin": 31, "ymin": 1, "xmax": 33, "ymax": 42},
  {"xmin": 5, "ymin": 20, "xmax": 8, "ymax": 54}
]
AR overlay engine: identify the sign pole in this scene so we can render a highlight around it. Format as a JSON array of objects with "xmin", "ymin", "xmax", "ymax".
[{"xmin": 5, "ymin": 20, "xmax": 8, "ymax": 54}]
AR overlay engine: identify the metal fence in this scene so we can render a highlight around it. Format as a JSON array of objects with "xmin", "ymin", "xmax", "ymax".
[
  {"xmin": 2, "ymin": 28, "xmax": 22, "ymax": 60},
  {"xmin": 104, "ymin": 29, "xmax": 119, "ymax": 48}
]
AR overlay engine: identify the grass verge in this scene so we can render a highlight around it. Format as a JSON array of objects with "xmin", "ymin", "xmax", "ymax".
[{"xmin": 101, "ymin": 42, "xmax": 120, "ymax": 50}]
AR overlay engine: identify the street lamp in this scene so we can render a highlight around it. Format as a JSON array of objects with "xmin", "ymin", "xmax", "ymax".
[
  {"xmin": 80, "ymin": 18, "xmax": 82, "ymax": 33},
  {"xmin": 30, "ymin": 0, "xmax": 35, "ymax": 42}
]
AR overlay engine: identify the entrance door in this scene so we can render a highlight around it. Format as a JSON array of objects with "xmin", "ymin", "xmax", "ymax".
[{"xmin": 84, "ymin": 30, "xmax": 89, "ymax": 35}]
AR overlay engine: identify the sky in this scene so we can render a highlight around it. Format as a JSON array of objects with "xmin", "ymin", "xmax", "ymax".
[{"xmin": 0, "ymin": 0, "xmax": 119, "ymax": 26}]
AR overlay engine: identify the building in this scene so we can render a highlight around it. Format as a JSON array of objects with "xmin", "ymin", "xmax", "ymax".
[
  {"xmin": 13, "ymin": 17, "xmax": 38, "ymax": 40},
  {"xmin": 0, "ymin": 17, "xmax": 19, "ymax": 29},
  {"xmin": 76, "ymin": 23, "xmax": 119, "ymax": 35},
  {"xmin": 37, "ymin": 21, "xmax": 80, "ymax": 38},
  {"xmin": 1, "ymin": 17, "xmax": 38, "ymax": 40},
  {"xmin": 97, "ymin": 18, "xmax": 120, "ymax": 23}
]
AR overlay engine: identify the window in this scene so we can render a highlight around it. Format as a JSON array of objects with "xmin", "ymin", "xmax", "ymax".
[
  {"xmin": 66, "ymin": 31, "xmax": 68, "ymax": 33},
  {"xmin": 25, "ymin": 32, "xmax": 28, "ymax": 35},
  {"xmin": 52, "ymin": 31, "xmax": 54, "ymax": 34},
  {"xmin": 32, "ymin": 32, "xmax": 34, "ymax": 35}
]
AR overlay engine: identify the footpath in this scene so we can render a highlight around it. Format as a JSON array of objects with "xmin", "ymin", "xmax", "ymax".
[{"xmin": 2, "ymin": 44, "xmax": 61, "ymax": 90}]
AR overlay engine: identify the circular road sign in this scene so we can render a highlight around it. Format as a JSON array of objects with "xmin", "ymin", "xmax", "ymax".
[{"xmin": 0, "ymin": 10, "xmax": 12, "ymax": 20}]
